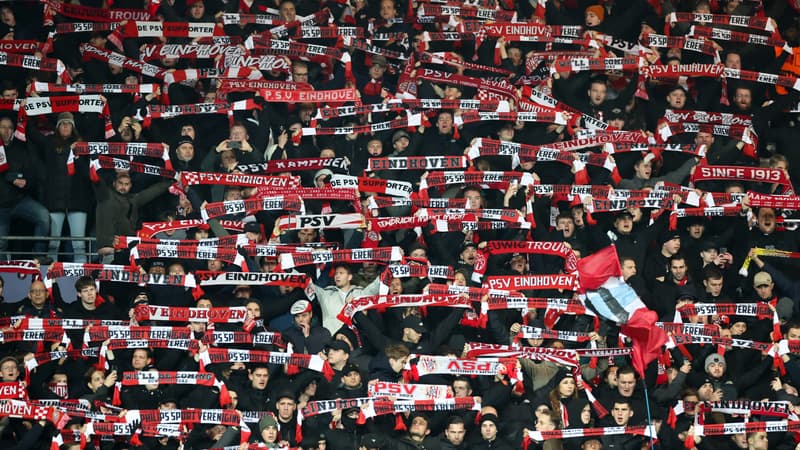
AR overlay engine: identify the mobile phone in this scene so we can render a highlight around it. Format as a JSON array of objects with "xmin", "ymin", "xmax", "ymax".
[
  {"xmin": 720, "ymin": 247, "xmax": 727, "ymax": 254},
  {"xmin": 228, "ymin": 141, "xmax": 242, "ymax": 150}
]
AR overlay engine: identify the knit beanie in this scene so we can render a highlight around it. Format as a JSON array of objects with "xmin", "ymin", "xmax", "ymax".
[{"xmin": 585, "ymin": 5, "xmax": 605, "ymax": 22}]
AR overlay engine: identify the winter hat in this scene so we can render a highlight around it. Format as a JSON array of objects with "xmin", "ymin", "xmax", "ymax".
[
  {"xmin": 585, "ymin": 5, "xmax": 605, "ymax": 22},
  {"xmin": 56, "ymin": 112, "xmax": 75, "ymax": 128},
  {"xmin": 704, "ymin": 353, "xmax": 726, "ymax": 373},
  {"xmin": 258, "ymin": 414, "xmax": 278, "ymax": 433}
]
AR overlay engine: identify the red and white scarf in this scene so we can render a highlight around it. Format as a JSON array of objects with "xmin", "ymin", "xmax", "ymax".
[
  {"xmin": 369, "ymin": 381, "xmax": 451, "ymax": 400},
  {"xmin": 138, "ymin": 219, "xmax": 243, "ymax": 238},
  {"xmin": 330, "ymin": 174, "xmax": 413, "ymax": 198},
  {"xmin": 237, "ymin": 157, "xmax": 350, "ymax": 174},
  {"xmin": 279, "ymin": 246, "xmax": 401, "ymax": 269},
  {"xmin": 15, "ymin": 95, "xmax": 111, "ymax": 141},
  {"xmin": 134, "ymin": 305, "xmax": 248, "ymax": 323},
  {"xmin": 337, "ymin": 294, "xmax": 472, "ymax": 325},
  {"xmin": 180, "ymin": 172, "xmax": 300, "ymax": 189},
  {"xmin": 484, "ymin": 274, "xmax": 578, "ymax": 291},
  {"xmin": 275, "ymin": 213, "xmax": 365, "ymax": 233},
  {"xmin": 200, "ymin": 195, "xmax": 304, "ymax": 220},
  {"xmin": 0, "ymin": 52, "xmax": 70, "ymax": 85},
  {"xmin": 195, "ymin": 271, "xmax": 310, "ymax": 288}
]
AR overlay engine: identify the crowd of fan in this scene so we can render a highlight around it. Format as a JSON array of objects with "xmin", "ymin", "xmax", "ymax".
[{"xmin": 2, "ymin": 0, "xmax": 800, "ymax": 449}]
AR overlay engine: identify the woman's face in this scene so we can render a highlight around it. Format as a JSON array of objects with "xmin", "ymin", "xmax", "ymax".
[
  {"xmin": 580, "ymin": 404, "xmax": 591, "ymax": 424},
  {"xmin": 453, "ymin": 272, "xmax": 466, "ymax": 286},
  {"xmin": 558, "ymin": 377, "xmax": 576, "ymax": 397},
  {"xmin": 88, "ymin": 370, "xmax": 105, "ymax": 390},
  {"xmin": 58, "ymin": 122, "xmax": 73, "ymax": 138},
  {"xmin": 305, "ymin": 380, "xmax": 318, "ymax": 396},
  {"xmin": 261, "ymin": 426, "xmax": 278, "ymax": 443}
]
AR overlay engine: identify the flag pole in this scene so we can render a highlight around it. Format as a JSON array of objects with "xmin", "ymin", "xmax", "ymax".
[{"xmin": 643, "ymin": 380, "xmax": 656, "ymax": 449}]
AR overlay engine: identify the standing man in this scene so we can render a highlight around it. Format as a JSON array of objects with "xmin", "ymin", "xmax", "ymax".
[{"xmin": 0, "ymin": 117, "xmax": 50, "ymax": 262}]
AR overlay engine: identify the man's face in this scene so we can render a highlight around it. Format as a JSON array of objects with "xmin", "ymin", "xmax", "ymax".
[
  {"xmin": 291, "ymin": 65, "xmax": 308, "ymax": 83},
  {"xmin": 327, "ymin": 348, "xmax": 347, "ymax": 366},
  {"xmin": 1, "ymin": 89, "xmax": 17, "ymax": 100},
  {"xmin": 0, "ymin": 361, "xmax": 19, "ymax": 381},
  {"xmin": 379, "ymin": 0, "xmax": 395, "ymax": 19},
  {"xmin": 404, "ymin": 327, "xmax": 422, "ymax": 344},
  {"xmin": 733, "ymin": 88, "xmax": 752, "ymax": 111},
  {"xmin": 176, "ymin": 143, "xmax": 194, "ymax": 161},
  {"xmin": 670, "ymin": 259, "xmax": 687, "ymax": 281},
  {"xmin": 697, "ymin": 382, "xmax": 715, "ymax": 400},
  {"xmin": 556, "ymin": 218, "xmax": 575, "ymax": 238},
  {"xmin": 114, "ymin": 176, "xmax": 132, "ymax": 195},
  {"xmin": 132, "ymin": 350, "xmax": 149, "ymax": 370},
  {"xmin": 294, "ymin": 311, "xmax": 312, "ymax": 328},
  {"xmin": 612, "ymin": 402, "xmax": 633, "ymax": 426},
  {"xmin": 754, "ymin": 282, "xmax": 774, "ymax": 300},
  {"xmin": 276, "ymin": 398, "xmax": 296, "ymax": 420},
  {"xmin": 587, "ymin": 82, "xmax": 606, "ymax": 106},
  {"xmin": 180, "ymin": 125, "xmax": 195, "ymax": 139},
  {"xmin": 687, "ymin": 223, "xmax": 705, "ymax": 239},
  {"xmin": 342, "ymin": 370, "xmax": 361, "ymax": 388},
  {"xmin": 279, "ymin": 1, "xmax": 296, "ymax": 21},
  {"xmin": 444, "ymin": 85, "xmax": 461, "ymax": 100},
  {"xmin": 445, "ymin": 423, "xmax": 466, "ymax": 445},
  {"xmin": 0, "ymin": 119, "xmax": 14, "ymax": 144},
  {"xmin": 437, "ymin": 113, "xmax": 454, "ymax": 135},
  {"xmin": 79, "ymin": 285, "xmax": 97, "ymax": 306},
  {"xmin": 582, "ymin": 439, "xmax": 602, "ymax": 450},
  {"xmin": 298, "ymin": 228, "xmax": 317, "ymax": 243},
  {"xmin": 367, "ymin": 139, "xmax": 382, "ymax": 156},
  {"xmin": 453, "ymin": 381, "xmax": 471, "ymax": 397},
  {"xmin": 663, "ymin": 237, "xmax": 681, "ymax": 256},
  {"xmin": 207, "ymin": 259, "xmax": 223, "ymax": 271},
  {"xmin": 617, "ymin": 373, "xmax": 636, "ymax": 396},
  {"xmin": 333, "ymin": 267, "xmax": 352, "ymax": 288},
  {"xmin": 27, "ymin": 281, "xmax": 47, "ymax": 307},
  {"xmin": 409, "ymin": 416, "xmax": 429, "ymax": 439},
  {"xmin": 614, "ymin": 216, "xmax": 633, "ymax": 234},
  {"xmin": 535, "ymin": 415, "xmax": 555, "ymax": 431},
  {"xmin": 250, "ymin": 368, "xmax": 269, "ymax": 390},
  {"xmin": 666, "ymin": 89, "xmax": 687, "ymax": 108},
  {"xmin": 621, "ymin": 260, "xmax": 637, "ymax": 280},
  {"xmin": 725, "ymin": 53, "xmax": 742, "ymax": 70},
  {"xmin": 229, "ymin": 125, "xmax": 247, "ymax": 142},
  {"xmin": 410, "ymin": 248, "xmax": 427, "ymax": 259},
  {"xmin": 460, "ymin": 246, "xmax": 476, "ymax": 264},
  {"xmin": 704, "ymin": 277, "xmax": 724, "ymax": 296},
  {"xmin": 694, "ymin": 132, "xmax": 714, "ymax": 148},
  {"xmin": 757, "ymin": 208, "xmax": 776, "ymax": 234},
  {"xmin": 701, "ymin": 248, "xmax": 718, "ymax": 264},
  {"xmin": 707, "ymin": 361, "xmax": 725, "ymax": 378},
  {"xmin": 510, "ymin": 256, "xmax": 526, "ymax": 273},
  {"xmin": 480, "ymin": 421, "xmax": 498, "ymax": 440},
  {"xmin": 634, "ymin": 161, "xmax": 652, "ymax": 179}
]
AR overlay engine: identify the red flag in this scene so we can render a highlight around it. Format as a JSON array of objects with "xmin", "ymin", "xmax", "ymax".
[{"xmin": 578, "ymin": 246, "xmax": 667, "ymax": 377}]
